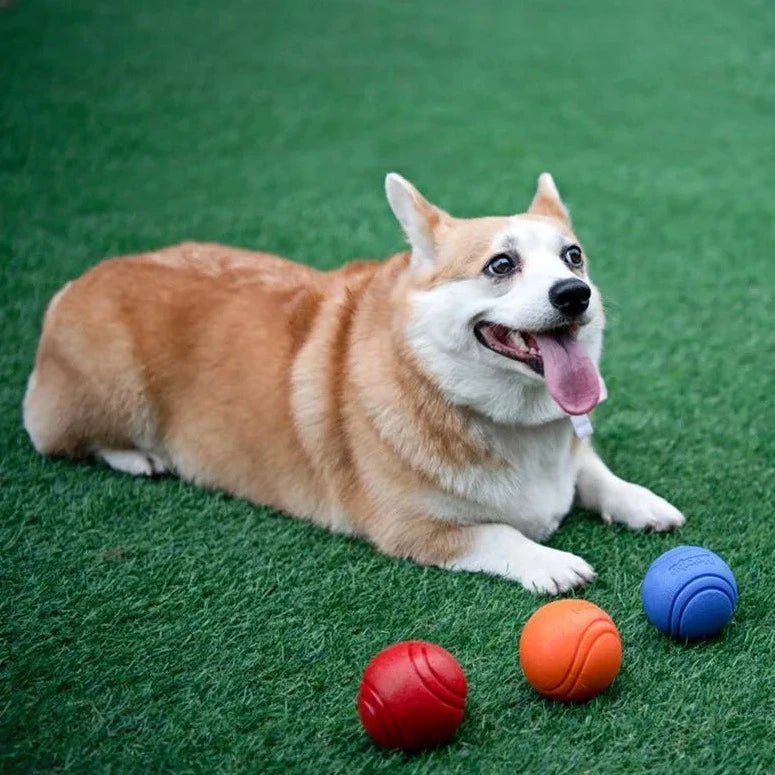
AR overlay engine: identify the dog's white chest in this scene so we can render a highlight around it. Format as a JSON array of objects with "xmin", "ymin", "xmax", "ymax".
[{"xmin": 433, "ymin": 420, "xmax": 577, "ymax": 542}]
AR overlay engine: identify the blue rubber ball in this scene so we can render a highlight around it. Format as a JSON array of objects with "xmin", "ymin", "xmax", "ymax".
[{"xmin": 641, "ymin": 546, "xmax": 738, "ymax": 640}]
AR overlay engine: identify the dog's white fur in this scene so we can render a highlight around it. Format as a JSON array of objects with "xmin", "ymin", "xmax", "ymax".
[{"xmin": 389, "ymin": 172, "xmax": 684, "ymax": 592}]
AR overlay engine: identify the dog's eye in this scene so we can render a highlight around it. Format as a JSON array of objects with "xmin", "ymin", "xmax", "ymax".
[
  {"xmin": 484, "ymin": 254, "xmax": 517, "ymax": 277},
  {"xmin": 561, "ymin": 244, "xmax": 583, "ymax": 267}
]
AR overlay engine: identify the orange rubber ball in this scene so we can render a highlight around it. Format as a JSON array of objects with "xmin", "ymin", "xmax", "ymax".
[{"xmin": 519, "ymin": 599, "xmax": 622, "ymax": 702}]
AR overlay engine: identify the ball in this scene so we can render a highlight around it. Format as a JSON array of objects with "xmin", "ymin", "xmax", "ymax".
[
  {"xmin": 641, "ymin": 545, "xmax": 738, "ymax": 640},
  {"xmin": 357, "ymin": 640, "xmax": 467, "ymax": 752},
  {"xmin": 519, "ymin": 599, "xmax": 622, "ymax": 702}
]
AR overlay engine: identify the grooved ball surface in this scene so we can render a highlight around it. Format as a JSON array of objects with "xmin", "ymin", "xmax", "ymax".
[
  {"xmin": 356, "ymin": 641, "xmax": 467, "ymax": 752},
  {"xmin": 519, "ymin": 600, "xmax": 622, "ymax": 702},
  {"xmin": 641, "ymin": 545, "xmax": 738, "ymax": 640}
]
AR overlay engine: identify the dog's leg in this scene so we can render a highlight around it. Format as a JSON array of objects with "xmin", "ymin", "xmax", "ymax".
[
  {"xmin": 447, "ymin": 523, "xmax": 596, "ymax": 594},
  {"xmin": 99, "ymin": 449, "xmax": 168, "ymax": 477},
  {"xmin": 575, "ymin": 440, "xmax": 685, "ymax": 531},
  {"xmin": 378, "ymin": 517, "xmax": 595, "ymax": 594}
]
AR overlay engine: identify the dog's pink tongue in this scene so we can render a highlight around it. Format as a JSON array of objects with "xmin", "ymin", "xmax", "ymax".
[{"xmin": 533, "ymin": 332, "xmax": 601, "ymax": 415}]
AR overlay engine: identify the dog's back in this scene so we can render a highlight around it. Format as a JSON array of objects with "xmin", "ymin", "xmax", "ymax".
[{"xmin": 23, "ymin": 241, "xmax": 378, "ymax": 524}]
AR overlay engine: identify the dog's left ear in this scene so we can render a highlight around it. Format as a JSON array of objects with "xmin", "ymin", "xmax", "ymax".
[
  {"xmin": 385, "ymin": 173, "xmax": 450, "ymax": 271},
  {"xmin": 527, "ymin": 172, "xmax": 571, "ymax": 227}
]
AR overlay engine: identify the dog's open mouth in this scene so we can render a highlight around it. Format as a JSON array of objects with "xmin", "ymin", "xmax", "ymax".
[
  {"xmin": 473, "ymin": 321, "xmax": 602, "ymax": 415},
  {"xmin": 474, "ymin": 322, "xmax": 547, "ymax": 375}
]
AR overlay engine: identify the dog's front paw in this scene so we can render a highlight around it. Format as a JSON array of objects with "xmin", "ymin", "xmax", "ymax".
[
  {"xmin": 445, "ymin": 524, "xmax": 596, "ymax": 593},
  {"xmin": 602, "ymin": 482, "xmax": 685, "ymax": 532},
  {"xmin": 519, "ymin": 546, "xmax": 597, "ymax": 596}
]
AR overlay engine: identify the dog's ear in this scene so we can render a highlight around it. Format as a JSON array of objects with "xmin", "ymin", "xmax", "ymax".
[
  {"xmin": 527, "ymin": 172, "xmax": 571, "ymax": 227},
  {"xmin": 385, "ymin": 173, "xmax": 450, "ymax": 271}
]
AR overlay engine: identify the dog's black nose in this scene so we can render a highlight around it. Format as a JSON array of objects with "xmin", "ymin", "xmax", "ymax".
[{"xmin": 549, "ymin": 278, "xmax": 591, "ymax": 318}]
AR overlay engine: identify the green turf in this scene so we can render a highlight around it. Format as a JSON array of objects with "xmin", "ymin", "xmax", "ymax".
[{"xmin": 2, "ymin": 0, "xmax": 774, "ymax": 771}]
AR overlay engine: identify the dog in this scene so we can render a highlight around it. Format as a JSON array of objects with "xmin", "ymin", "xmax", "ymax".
[{"xmin": 23, "ymin": 172, "xmax": 684, "ymax": 593}]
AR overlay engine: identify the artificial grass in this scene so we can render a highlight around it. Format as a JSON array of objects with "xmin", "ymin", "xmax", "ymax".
[{"xmin": 2, "ymin": 0, "xmax": 774, "ymax": 771}]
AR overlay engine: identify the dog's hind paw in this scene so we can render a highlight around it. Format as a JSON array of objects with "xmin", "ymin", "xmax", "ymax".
[
  {"xmin": 602, "ymin": 482, "xmax": 685, "ymax": 532},
  {"xmin": 99, "ymin": 449, "xmax": 168, "ymax": 477}
]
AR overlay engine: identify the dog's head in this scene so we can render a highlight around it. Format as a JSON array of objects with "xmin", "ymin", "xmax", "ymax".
[{"xmin": 387, "ymin": 172, "xmax": 605, "ymax": 425}]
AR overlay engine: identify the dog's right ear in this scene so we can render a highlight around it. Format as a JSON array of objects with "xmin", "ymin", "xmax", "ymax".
[
  {"xmin": 385, "ymin": 173, "xmax": 449, "ymax": 271},
  {"xmin": 527, "ymin": 172, "xmax": 571, "ymax": 227}
]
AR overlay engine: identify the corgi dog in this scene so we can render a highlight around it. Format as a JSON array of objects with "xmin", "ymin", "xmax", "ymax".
[{"xmin": 23, "ymin": 172, "xmax": 684, "ymax": 593}]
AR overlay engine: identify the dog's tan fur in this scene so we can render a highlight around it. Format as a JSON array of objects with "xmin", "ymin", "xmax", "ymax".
[
  {"xmin": 24, "ymin": 174, "xmax": 685, "ymax": 592},
  {"xmin": 23, "ymin": 237, "xmax": 491, "ymax": 563}
]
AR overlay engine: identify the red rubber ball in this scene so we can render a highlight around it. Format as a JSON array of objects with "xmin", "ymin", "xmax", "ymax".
[{"xmin": 357, "ymin": 640, "xmax": 467, "ymax": 752}]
